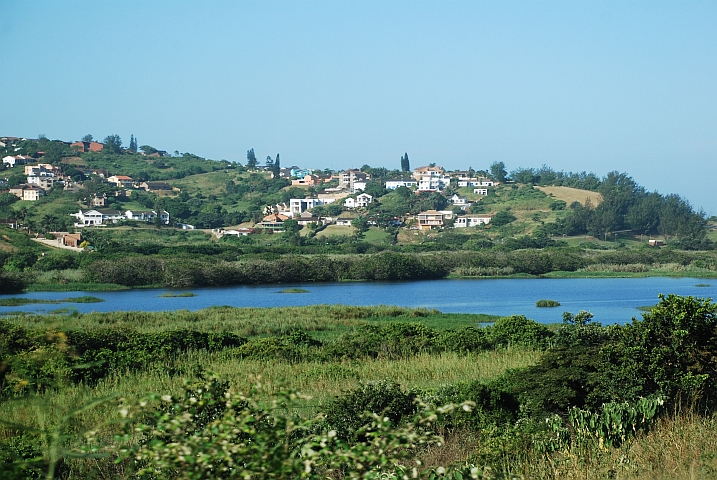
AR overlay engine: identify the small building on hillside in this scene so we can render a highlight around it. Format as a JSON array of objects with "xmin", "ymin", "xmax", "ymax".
[
  {"xmin": 255, "ymin": 213, "xmax": 289, "ymax": 232},
  {"xmin": 72, "ymin": 209, "xmax": 125, "ymax": 227},
  {"xmin": 9, "ymin": 184, "xmax": 46, "ymax": 201},
  {"xmin": 385, "ymin": 179, "xmax": 417, "ymax": 190},
  {"xmin": 417, "ymin": 210, "xmax": 446, "ymax": 230},
  {"xmin": 454, "ymin": 215, "xmax": 492, "ymax": 228},
  {"xmin": 2, "ymin": 155, "xmax": 34, "ymax": 167},
  {"xmin": 70, "ymin": 141, "xmax": 104, "ymax": 153},
  {"xmin": 107, "ymin": 175, "xmax": 134, "ymax": 188}
]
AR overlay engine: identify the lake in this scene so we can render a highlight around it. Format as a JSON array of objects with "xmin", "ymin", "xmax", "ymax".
[{"xmin": 2, "ymin": 277, "xmax": 715, "ymax": 324}]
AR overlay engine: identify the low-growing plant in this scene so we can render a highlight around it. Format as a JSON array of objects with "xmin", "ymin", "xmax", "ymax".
[{"xmin": 535, "ymin": 299, "xmax": 560, "ymax": 307}]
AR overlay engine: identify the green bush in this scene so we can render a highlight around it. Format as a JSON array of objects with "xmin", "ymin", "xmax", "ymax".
[
  {"xmin": 324, "ymin": 381, "xmax": 418, "ymax": 440},
  {"xmin": 535, "ymin": 299, "xmax": 560, "ymax": 307},
  {"xmin": 488, "ymin": 315, "xmax": 553, "ymax": 349}
]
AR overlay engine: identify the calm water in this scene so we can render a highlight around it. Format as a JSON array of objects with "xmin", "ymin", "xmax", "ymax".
[{"xmin": 1, "ymin": 277, "xmax": 715, "ymax": 324}]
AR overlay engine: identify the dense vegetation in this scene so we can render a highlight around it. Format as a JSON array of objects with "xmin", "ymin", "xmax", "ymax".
[{"xmin": 1, "ymin": 296, "xmax": 717, "ymax": 478}]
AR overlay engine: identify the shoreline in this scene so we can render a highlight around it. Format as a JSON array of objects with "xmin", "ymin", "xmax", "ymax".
[{"xmin": 19, "ymin": 269, "xmax": 717, "ymax": 293}]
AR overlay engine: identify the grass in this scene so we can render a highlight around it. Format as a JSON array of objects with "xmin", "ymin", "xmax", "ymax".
[
  {"xmin": 535, "ymin": 185, "xmax": 603, "ymax": 207},
  {"xmin": 0, "ymin": 296, "xmax": 103, "ymax": 306},
  {"xmin": 158, "ymin": 292, "xmax": 197, "ymax": 297},
  {"xmin": 536, "ymin": 299, "xmax": 560, "ymax": 307},
  {"xmin": 3, "ymin": 305, "xmax": 496, "ymax": 339},
  {"xmin": 25, "ymin": 282, "xmax": 131, "ymax": 292},
  {"xmin": 278, "ymin": 288, "xmax": 310, "ymax": 293},
  {"xmin": 362, "ymin": 226, "xmax": 393, "ymax": 245},
  {"xmin": 314, "ymin": 224, "xmax": 355, "ymax": 238}
]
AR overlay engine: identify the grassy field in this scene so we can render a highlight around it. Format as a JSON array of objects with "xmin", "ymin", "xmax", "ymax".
[
  {"xmin": 535, "ymin": 185, "xmax": 603, "ymax": 206},
  {"xmin": 314, "ymin": 224, "xmax": 355, "ymax": 238}
]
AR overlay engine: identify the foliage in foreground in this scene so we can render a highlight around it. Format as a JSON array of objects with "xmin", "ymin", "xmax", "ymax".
[{"xmin": 2, "ymin": 295, "xmax": 717, "ymax": 478}]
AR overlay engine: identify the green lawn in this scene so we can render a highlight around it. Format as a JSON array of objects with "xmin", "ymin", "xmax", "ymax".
[{"xmin": 362, "ymin": 226, "xmax": 392, "ymax": 244}]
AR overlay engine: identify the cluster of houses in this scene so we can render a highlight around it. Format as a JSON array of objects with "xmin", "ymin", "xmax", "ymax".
[
  {"xmin": 2, "ymin": 134, "xmax": 498, "ymax": 235},
  {"xmin": 71, "ymin": 209, "xmax": 170, "ymax": 227},
  {"xmin": 231, "ymin": 164, "xmax": 496, "ymax": 234}
]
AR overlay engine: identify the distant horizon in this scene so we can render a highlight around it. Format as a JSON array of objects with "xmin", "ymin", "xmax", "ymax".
[{"xmin": 2, "ymin": 1, "xmax": 714, "ymax": 213}]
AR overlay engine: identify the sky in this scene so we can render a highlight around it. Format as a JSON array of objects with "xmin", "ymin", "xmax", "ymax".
[{"xmin": 1, "ymin": 1, "xmax": 715, "ymax": 213}]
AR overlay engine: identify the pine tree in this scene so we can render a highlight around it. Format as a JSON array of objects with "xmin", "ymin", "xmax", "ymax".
[
  {"xmin": 246, "ymin": 148, "xmax": 258, "ymax": 169},
  {"xmin": 129, "ymin": 135, "xmax": 138, "ymax": 153}
]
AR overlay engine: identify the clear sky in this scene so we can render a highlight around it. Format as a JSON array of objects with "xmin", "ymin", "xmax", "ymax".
[{"xmin": 1, "ymin": 1, "xmax": 715, "ymax": 213}]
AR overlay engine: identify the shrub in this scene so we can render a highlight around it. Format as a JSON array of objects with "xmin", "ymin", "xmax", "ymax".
[
  {"xmin": 536, "ymin": 299, "xmax": 560, "ymax": 307},
  {"xmin": 488, "ymin": 315, "xmax": 553, "ymax": 349},
  {"xmin": 324, "ymin": 381, "xmax": 418, "ymax": 440}
]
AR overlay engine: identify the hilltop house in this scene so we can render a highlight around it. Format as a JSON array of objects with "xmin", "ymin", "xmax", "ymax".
[
  {"xmin": 289, "ymin": 197, "xmax": 336, "ymax": 217},
  {"xmin": 450, "ymin": 194, "xmax": 471, "ymax": 210},
  {"xmin": 70, "ymin": 141, "xmax": 104, "ymax": 153},
  {"xmin": 385, "ymin": 179, "xmax": 417, "ymax": 190},
  {"xmin": 2, "ymin": 155, "xmax": 34, "ymax": 167},
  {"xmin": 417, "ymin": 210, "xmax": 446, "ymax": 230},
  {"xmin": 125, "ymin": 210, "xmax": 170, "ymax": 224},
  {"xmin": 72, "ymin": 209, "xmax": 125, "ymax": 226},
  {"xmin": 344, "ymin": 193, "xmax": 373, "ymax": 209},
  {"xmin": 338, "ymin": 169, "xmax": 370, "ymax": 192},
  {"xmin": 412, "ymin": 165, "xmax": 445, "ymax": 180},
  {"xmin": 107, "ymin": 175, "xmax": 134, "ymax": 188},
  {"xmin": 9, "ymin": 184, "xmax": 45, "ymax": 201},
  {"xmin": 454, "ymin": 215, "xmax": 492, "ymax": 228},
  {"xmin": 255, "ymin": 213, "xmax": 289, "ymax": 232}
]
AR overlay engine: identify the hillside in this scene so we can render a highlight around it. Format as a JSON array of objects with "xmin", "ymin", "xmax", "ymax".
[{"xmin": 535, "ymin": 185, "xmax": 603, "ymax": 207}]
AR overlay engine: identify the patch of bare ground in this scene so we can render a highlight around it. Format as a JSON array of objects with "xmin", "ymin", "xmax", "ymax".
[{"xmin": 536, "ymin": 185, "xmax": 603, "ymax": 207}]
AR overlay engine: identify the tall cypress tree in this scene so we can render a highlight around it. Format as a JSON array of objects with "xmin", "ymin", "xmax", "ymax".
[
  {"xmin": 273, "ymin": 153, "xmax": 281, "ymax": 178},
  {"xmin": 401, "ymin": 153, "xmax": 410, "ymax": 172},
  {"xmin": 246, "ymin": 148, "xmax": 257, "ymax": 169}
]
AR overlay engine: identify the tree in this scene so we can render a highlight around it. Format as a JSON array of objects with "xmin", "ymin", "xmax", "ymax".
[
  {"xmin": 81, "ymin": 134, "xmax": 93, "ymax": 143},
  {"xmin": 265, "ymin": 155, "xmax": 274, "ymax": 174},
  {"xmin": 129, "ymin": 134, "xmax": 138, "ymax": 153},
  {"xmin": 352, "ymin": 216, "xmax": 369, "ymax": 233},
  {"xmin": 140, "ymin": 145, "xmax": 157, "ymax": 155},
  {"xmin": 103, "ymin": 135, "xmax": 123, "ymax": 154},
  {"xmin": 273, "ymin": 153, "xmax": 281, "ymax": 178},
  {"xmin": 246, "ymin": 148, "xmax": 257, "ymax": 169},
  {"xmin": 400, "ymin": 153, "xmax": 410, "ymax": 172},
  {"xmin": 490, "ymin": 161, "xmax": 508, "ymax": 182}
]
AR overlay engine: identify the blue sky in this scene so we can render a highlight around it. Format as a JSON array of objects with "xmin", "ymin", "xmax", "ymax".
[{"xmin": 1, "ymin": 1, "xmax": 715, "ymax": 213}]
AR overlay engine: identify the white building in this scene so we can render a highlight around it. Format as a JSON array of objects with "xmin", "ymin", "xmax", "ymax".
[
  {"xmin": 385, "ymin": 179, "xmax": 417, "ymax": 190},
  {"xmin": 125, "ymin": 210, "xmax": 170, "ymax": 224},
  {"xmin": 473, "ymin": 188, "xmax": 489, "ymax": 195},
  {"xmin": 344, "ymin": 193, "xmax": 373, "ymax": 209},
  {"xmin": 454, "ymin": 215, "xmax": 492, "ymax": 228},
  {"xmin": 2, "ymin": 155, "xmax": 34, "ymax": 167},
  {"xmin": 458, "ymin": 177, "xmax": 494, "ymax": 187},
  {"xmin": 289, "ymin": 197, "xmax": 336, "ymax": 216},
  {"xmin": 72, "ymin": 209, "xmax": 125, "ymax": 227},
  {"xmin": 417, "ymin": 175, "xmax": 451, "ymax": 192}
]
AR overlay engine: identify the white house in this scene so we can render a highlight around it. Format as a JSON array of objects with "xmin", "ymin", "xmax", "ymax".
[
  {"xmin": 454, "ymin": 215, "xmax": 492, "ymax": 228},
  {"xmin": 458, "ymin": 177, "xmax": 494, "ymax": 187},
  {"xmin": 125, "ymin": 210, "xmax": 170, "ymax": 224},
  {"xmin": 473, "ymin": 188, "xmax": 489, "ymax": 195},
  {"xmin": 450, "ymin": 194, "xmax": 470, "ymax": 206},
  {"xmin": 385, "ymin": 179, "xmax": 417, "ymax": 190},
  {"xmin": 2, "ymin": 155, "xmax": 34, "ymax": 168},
  {"xmin": 344, "ymin": 193, "xmax": 373, "ymax": 209},
  {"xmin": 107, "ymin": 175, "xmax": 134, "ymax": 188},
  {"xmin": 289, "ymin": 197, "xmax": 336, "ymax": 216},
  {"xmin": 352, "ymin": 181, "xmax": 367, "ymax": 192},
  {"xmin": 417, "ymin": 175, "xmax": 451, "ymax": 192},
  {"xmin": 72, "ymin": 209, "xmax": 125, "ymax": 227},
  {"xmin": 412, "ymin": 166, "xmax": 445, "ymax": 180},
  {"xmin": 335, "ymin": 217, "xmax": 354, "ymax": 226}
]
